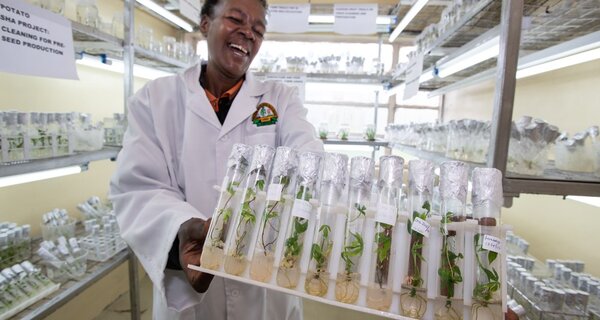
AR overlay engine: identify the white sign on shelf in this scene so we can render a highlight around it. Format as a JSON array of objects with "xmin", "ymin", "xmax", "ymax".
[
  {"xmin": 403, "ymin": 52, "xmax": 424, "ymax": 100},
  {"xmin": 0, "ymin": 0, "xmax": 77, "ymax": 79},
  {"xmin": 180, "ymin": 0, "xmax": 201, "ymax": 25},
  {"xmin": 482, "ymin": 234, "xmax": 502, "ymax": 253},
  {"xmin": 333, "ymin": 4, "xmax": 377, "ymax": 35},
  {"xmin": 267, "ymin": 4, "xmax": 310, "ymax": 34},
  {"xmin": 411, "ymin": 217, "xmax": 431, "ymax": 238},
  {"xmin": 265, "ymin": 73, "xmax": 306, "ymax": 103}
]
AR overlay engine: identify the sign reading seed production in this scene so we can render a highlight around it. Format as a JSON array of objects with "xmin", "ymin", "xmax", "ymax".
[
  {"xmin": 403, "ymin": 52, "xmax": 424, "ymax": 100},
  {"xmin": 333, "ymin": 4, "xmax": 377, "ymax": 35},
  {"xmin": 267, "ymin": 4, "xmax": 310, "ymax": 34},
  {"xmin": 265, "ymin": 73, "xmax": 306, "ymax": 103},
  {"xmin": 180, "ymin": 0, "xmax": 200, "ymax": 25},
  {"xmin": 0, "ymin": 0, "xmax": 77, "ymax": 79}
]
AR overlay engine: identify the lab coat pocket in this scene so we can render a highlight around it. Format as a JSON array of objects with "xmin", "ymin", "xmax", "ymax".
[{"xmin": 244, "ymin": 132, "xmax": 277, "ymax": 147}]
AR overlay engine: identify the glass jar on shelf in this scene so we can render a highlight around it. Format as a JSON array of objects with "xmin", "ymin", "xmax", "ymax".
[{"xmin": 76, "ymin": 0, "xmax": 99, "ymax": 28}]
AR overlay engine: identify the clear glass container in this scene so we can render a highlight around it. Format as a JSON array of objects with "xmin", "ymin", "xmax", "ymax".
[
  {"xmin": 471, "ymin": 168, "xmax": 503, "ymax": 320},
  {"xmin": 201, "ymin": 144, "xmax": 253, "ymax": 270},
  {"xmin": 76, "ymin": 0, "xmax": 99, "ymax": 28},
  {"xmin": 335, "ymin": 156, "xmax": 374, "ymax": 304},
  {"xmin": 366, "ymin": 156, "xmax": 404, "ymax": 311},
  {"xmin": 249, "ymin": 147, "xmax": 298, "ymax": 282},
  {"xmin": 318, "ymin": 122, "xmax": 328, "ymax": 140},
  {"xmin": 435, "ymin": 161, "xmax": 468, "ymax": 320},
  {"xmin": 276, "ymin": 151, "xmax": 322, "ymax": 289},
  {"xmin": 337, "ymin": 123, "xmax": 350, "ymax": 141},
  {"xmin": 400, "ymin": 159, "xmax": 434, "ymax": 319},
  {"xmin": 305, "ymin": 153, "xmax": 348, "ymax": 297},
  {"xmin": 223, "ymin": 145, "xmax": 275, "ymax": 276},
  {"xmin": 364, "ymin": 124, "xmax": 376, "ymax": 141}
]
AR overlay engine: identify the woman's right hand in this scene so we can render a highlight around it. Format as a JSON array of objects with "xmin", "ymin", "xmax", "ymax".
[{"xmin": 178, "ymin": 218, "xmax": 214, "ymax": 293}]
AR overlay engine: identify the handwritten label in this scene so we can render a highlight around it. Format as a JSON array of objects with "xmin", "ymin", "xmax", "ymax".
[
  {"xmin": 482, "ymin": 234, "xmax": 502, "ymax": 253},
  {"xmin": 0, "ymin": 0, "xmax": 77, "ymax": 79},
  {"xmin": 375, "ymin": 203, "xmax": 397, "ymax": 226},
  {"xmin": 291, "ymin": 199, "xmax": 312, "ymax": 219},
  {"xmin": 411, "ymin": 217, "xmax": 431, "ymax": 238},
  {"xmin": 267, "ymin": 4, "xmax": 309, "ymax": 33},
  {"xmin": 266, "ymin": 183, "xmax": 283, "ymax": 201},
  {"xmin": 333, "ymin": 4, "xmax": 377, "ymax": 35}
]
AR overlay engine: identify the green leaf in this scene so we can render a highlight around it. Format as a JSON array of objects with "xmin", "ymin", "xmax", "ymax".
[
  {"xmin": 256, "ymin": 179, "xmax": 265, "ymax": 191},
  {"xmin": 422, "ymin": 201, "xmax": 431, "ymax": 212},
  {"xmin": 319, "ymin": 224, "xmax": 331, "ymax": 238},
  {"xmin": 488, "ymin": 251, "xmax": 498, "ymax": 265}
]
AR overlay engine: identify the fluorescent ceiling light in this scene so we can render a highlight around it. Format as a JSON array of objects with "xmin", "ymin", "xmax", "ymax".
[
  {"xmin": 308, "ymin": 14, "xmax": 395, "ymax": 25},
  {"xmin": 437, "ymin": 36, "xmax": 499, "ymax": 78},
  {"xmin": 389, "ymin": 0, "xmax": 430, "ymax": 42},
  {"xmin": 567, "ymin": 196, "xmax": 600, "ymax": 208},
  {"xmin": 136, "ymin": 0, "xmax": 194, "ymax": 32},
  {"xmin": 516, "ymin": 46, "xmax": 600, "ymax": 79},
  {"xmin": 0, "ymin": 166, "xmax": 82, "ymax": 188},
  {"xmin": 76, "ymin": 55, "xmax": 173, "ymax": 80}
]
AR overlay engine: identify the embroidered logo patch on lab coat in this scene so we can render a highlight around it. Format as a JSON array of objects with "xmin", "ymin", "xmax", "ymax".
[{"xmin": 252, "ymin": 102, "xmax": 278, "ymax": 127}]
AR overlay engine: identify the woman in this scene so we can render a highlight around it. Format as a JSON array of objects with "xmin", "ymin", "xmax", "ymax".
[{"xmin": 110, "ymin": 0, "xmax": 322, "ymax": 318}]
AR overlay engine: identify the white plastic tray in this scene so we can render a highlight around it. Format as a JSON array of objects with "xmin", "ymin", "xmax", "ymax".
[
  {"xmin": 188, "ymin": 264, "xmax": 415, "ymax": 320},
  {"xmin": 0, "ymin": 283, "xmax": 60, "ymax": 320}
]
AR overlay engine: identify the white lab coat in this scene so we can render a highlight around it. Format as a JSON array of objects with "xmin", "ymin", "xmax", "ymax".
[{"xmin": 109, "ymin": 63, "xmax": 323, "ymax": 320}]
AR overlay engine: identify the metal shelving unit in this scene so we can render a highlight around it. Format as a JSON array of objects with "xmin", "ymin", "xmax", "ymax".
[
  {"xmin": 14, "ymin": 250, "xmax": 130, "ymax": 320},
  {"xmin": 322, "ymin": 138, "xmax": 389, "ymax": 147},
  {"xmin": 0, "ymin": 147, "xmax": 120, "ymax": 177},
  {"xmin": 387, "ymin": 0, "xmax": 600, "ymax": 200},
  {"xmin": 253, "ymin": 71, "xmax": 389, "ymax": 85}
]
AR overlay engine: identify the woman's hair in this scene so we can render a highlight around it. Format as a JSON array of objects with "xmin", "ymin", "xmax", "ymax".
[{"xmin": 201, "ymin": 0, "xmax": 268, "ymax": 18}]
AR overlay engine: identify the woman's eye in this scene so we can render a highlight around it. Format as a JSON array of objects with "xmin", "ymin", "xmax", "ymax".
[{"xmin": 227, "ymin": 16, "xmax": 242, "ymax": 23}]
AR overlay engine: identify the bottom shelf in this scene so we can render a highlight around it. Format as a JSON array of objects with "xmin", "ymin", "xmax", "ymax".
[{"xmin": 0, "ymin": 283, "xmax": 60, "ymax": 320}]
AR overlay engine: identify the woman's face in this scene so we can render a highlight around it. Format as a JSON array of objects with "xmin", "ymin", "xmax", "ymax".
[{"xmin": 201, "ymin": 0, "xmax": 266, "ymax": 80}]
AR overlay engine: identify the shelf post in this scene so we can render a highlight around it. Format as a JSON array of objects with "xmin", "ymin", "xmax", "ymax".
[
  {"xmin": 128, "ymin": 247, "xmax": 141, "ymax": 320},
  {"xmin": 487, "ymin": 0, "xmax": 524, "ymax": 174},
  {"xmin": 123, "ymin": 0, "xmax": 135, "ymax": 119}
]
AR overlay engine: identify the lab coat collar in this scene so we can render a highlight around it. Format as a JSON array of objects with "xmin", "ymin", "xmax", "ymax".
[{"xmin": 182, "ymin": 63, "xmax": 268, "ymax": 136}]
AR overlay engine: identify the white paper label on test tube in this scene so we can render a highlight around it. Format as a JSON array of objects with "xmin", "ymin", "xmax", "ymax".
[
  {"xmin": 482, "ymin": 234, "xmax": 502, "ymax": 253},
  {"xmin": 375, "ymin": 203, "xmax": 397, "ymax": 226},
  {"xmin": 411, "ymin": 217, "xmax": 431, "ymax": 238},
  {"xmin": 267, "ymin": 183, "xmax": 284, "ymax": 201},
  {"xmin": 291, "ymin": 199, "xmax": 312, "ymax": 220}
]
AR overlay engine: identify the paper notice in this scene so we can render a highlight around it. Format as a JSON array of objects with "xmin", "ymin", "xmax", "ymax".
[{"xmin": 0, "ymin": 0, "xmax": 77, "ymax": 79}]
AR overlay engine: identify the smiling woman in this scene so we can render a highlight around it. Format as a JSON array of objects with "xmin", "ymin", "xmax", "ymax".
[{"xmin": 109, "ymin": 0, "xmax": 324, "ymax": 318}]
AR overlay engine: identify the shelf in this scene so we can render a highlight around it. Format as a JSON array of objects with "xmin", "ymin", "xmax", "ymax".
[
  {"xmin": 15, "ymin": 249, "xmax": 130, "ymax": 319},
  {"xmin": 71, "ymin": 21, "xmax": 123, "ymax": 49},
  {"xmin": 392, "ymin": 145, "xmax": 600, "ymax": 197},
  {"xmin": 423, "ymin": 0, "xmax": 497, "ymax": 55},
  {"xmin": 253, "ymin": 72, "xmax": 389, "ymax": 85},
  {"xmin": 0, "ymin": 147, "xmax": 120, "ymax": 177},
  {"xmin": 322, "ymin": 139, "xmax": 389, "ymax": 147},
  {"xmin": 188, "ymin": 264, "xmax": 415, "ymax": 320},
  {"xmin": 391, "ymin": 145, "xmax": 485, "ymax": 168},
  {"xmin": 133, "ymin": 45, "xmax": 190, "ymax": 73}
]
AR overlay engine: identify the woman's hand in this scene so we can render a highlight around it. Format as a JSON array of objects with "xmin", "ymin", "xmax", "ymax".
[{"xmin": 178, "ymin": 218, "xmax": 214, "ymax": 293}]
